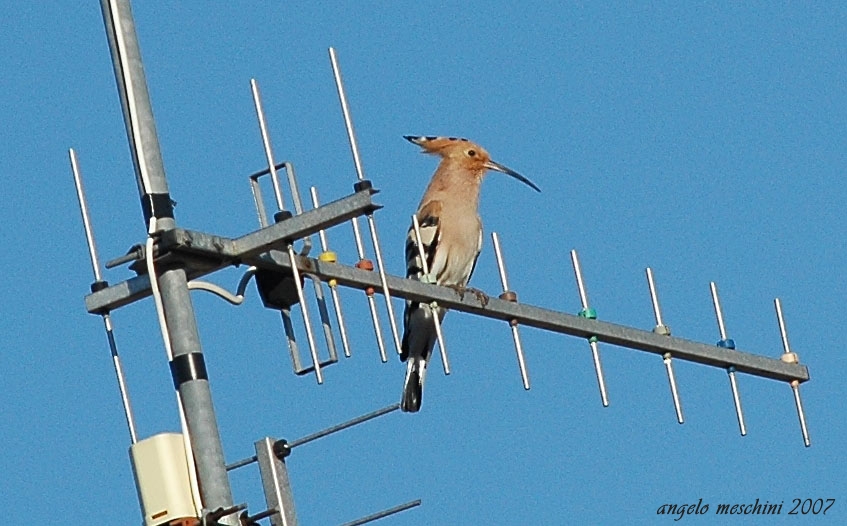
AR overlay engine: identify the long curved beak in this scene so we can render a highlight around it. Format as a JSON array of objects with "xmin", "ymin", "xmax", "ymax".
[{"xmin": 485, "ymin": 160, "xmax": 541, "ymax": 192}]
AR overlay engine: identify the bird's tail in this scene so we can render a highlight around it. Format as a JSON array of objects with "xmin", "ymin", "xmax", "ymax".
[
  {"xmin": 401, "ymin": 356, "xmax": 427, "ymax": 413},
  {"xmin": 400, "ymin": 300, "xmax": 441, "ymax": 412}
]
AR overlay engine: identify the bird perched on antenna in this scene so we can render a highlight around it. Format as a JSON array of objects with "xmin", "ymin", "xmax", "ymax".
[{"xmin": 400, "ymin": 135, "xmax": 540, "ymax": 412}]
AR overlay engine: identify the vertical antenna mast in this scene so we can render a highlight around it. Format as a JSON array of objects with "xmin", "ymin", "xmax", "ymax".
[{"xmin": 98, "ymin": 0, "xmax": 236, "ymax": 521}]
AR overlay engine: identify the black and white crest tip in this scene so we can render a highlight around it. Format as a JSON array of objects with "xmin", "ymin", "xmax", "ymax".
[{"xmin": 404, "ymin": 135, "xmax": 468, "ymax": 145}]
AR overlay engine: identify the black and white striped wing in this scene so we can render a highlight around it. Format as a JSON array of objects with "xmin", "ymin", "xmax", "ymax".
[
  {"xmin": 401, "ymin": 201, "xmax": 442, "ymax": 362},
  {"xmin": 405, "ymin": 201, "xmax": 442, "ymax": 281}
]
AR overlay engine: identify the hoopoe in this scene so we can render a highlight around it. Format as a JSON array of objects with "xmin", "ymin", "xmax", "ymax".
[{"xmin": 400, "ymin": 135, "xmax": 540, "ymax": 412}]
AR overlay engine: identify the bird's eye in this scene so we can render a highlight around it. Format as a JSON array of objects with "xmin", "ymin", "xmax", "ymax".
[{"xmin": 467, "ymin": 150, "xmax": 476, "ymax": 157}]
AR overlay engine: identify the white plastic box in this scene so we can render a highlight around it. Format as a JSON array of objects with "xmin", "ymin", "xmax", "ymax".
[{"xmin": 130, "ymin": 433, "xmax": 198, "ymax": 526}]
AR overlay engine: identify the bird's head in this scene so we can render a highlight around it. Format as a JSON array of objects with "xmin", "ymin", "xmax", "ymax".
[{"xmin": 404, "ymin": 135, "xmax": 540, "ymax": 192}]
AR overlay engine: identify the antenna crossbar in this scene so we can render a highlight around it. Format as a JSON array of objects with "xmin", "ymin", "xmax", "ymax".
[
  {"xmin": 276, "ymin": 255, "xmax": 810, "ymax": 384},
  {"xmin": 87, "ymin": 229, "xmax": 809, "ymax": 384},
  {"xmin": 84, "ymin": 189, "xmax": 377, "ymax": 313}
]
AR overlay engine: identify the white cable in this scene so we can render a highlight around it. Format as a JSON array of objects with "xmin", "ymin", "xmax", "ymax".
[
  {"xmin": 107, "ymin": 2, "xmax": 153, "ymax": 194},
  {"xmin": 146, "ymin": 217, "xmax": 173, "ymax": 360},
  {"xmin": 146, "ymin": 217, "xmax": 203, "ymax": 514},
  {"xmin": 187, "ymin": 281, "xmax": 245, "ymax": 305},
  {"xmin": 186, "ymin": 267, "xmax": 257, "ymax": 305}
]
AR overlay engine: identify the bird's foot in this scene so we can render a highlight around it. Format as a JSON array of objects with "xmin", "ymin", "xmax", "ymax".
[
  {"xmin": 446, "ymin": 284, "xmax": 489, "ymax": 307},
  {"xmin": 468, "ymin": 287, "xmax": 490, "ymax": 307},
  {"xmin": 445, "ymin": 283, "xmax": 468, "ymax": 300}
]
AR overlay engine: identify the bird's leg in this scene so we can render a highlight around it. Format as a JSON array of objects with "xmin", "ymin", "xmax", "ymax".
[{"xmin": 446, "ymin": 284, "xmax": 489, "ymax": 307}]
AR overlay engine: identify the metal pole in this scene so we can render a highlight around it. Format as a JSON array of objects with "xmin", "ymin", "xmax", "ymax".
[
  {"xmin": 491, "ymin": 232, "xmax": 530, "ymax": 389},
  {"xmin": 87, "ymin": 245, "xmax": 811, "ymax": 383},
  {"xmin": 255, "ymin": 437, "xmax": 298, "ymax": 526},
  {"xmin": 341, "ymin": 500, "xmax": 422, "ymax": 526},
  {"xmin": 709, "ymin": 281, "xmax": 747, "ymax": 436},
  {"xmin": 570, "ymin": 250, "xmax": 609, "ymax": 407},
  {"xmin": 249, "ymin": 83, "xmax": 327, "ymax": 382},
  {"xmin": 250, "ymin": 79, "xmax": 287, "ymax": 212},
  {"xmin": 411, "ymin": 214, "xmax": 450, "ymax": 375},
  {"xmin": 99, "ymin": 1, "xmax": 236, "ymax": 521},
  {"xmin": 774, "ymin": 298, "xmax": 811, "ymax": 447},
  {"xmin": 157, "ymin": 270, "xmax": 236, "ymax": 520},
  {"xmin": 288, "ymin": 403, "xmax": 401, "ymax": 448},
  {"xmin": 310, "ymin": 187, "xmax": 353, "ymax": 358},
  {"xmin": 329, "ymin": 46, "xmax": 403, "ymax": 355},
  {"xmin": 350, "ymin": 215, "xmax": 388, "ymax": 362},
  {"xmin": 69, "ymin": 148, "xmax": 138, "ymax": 444},
  {"xmin": 645, "ymin": 267, "xmax": 684, "ymax": 424}
]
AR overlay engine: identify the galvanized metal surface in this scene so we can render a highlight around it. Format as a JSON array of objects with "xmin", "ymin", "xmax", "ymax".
[
  {"xmin": 69, "ymin": 149, "xmax": 139, "ymax": 444},
  {"xmin": 273, "ymin": 253, "xmax": 811, "ymax": 383},
  {"xmin": 255, "ymin": 437, "xmax": 298, "ymax": 526},
  {"xmin": 84, "ymin": 190, "xmax": 377, "ymax": 313},
  {"xmin": 340, "ymin": 499, "xmax": 422, "ymax": 526},
  {"xmin": 88, "ymin": 225, "xmax": 810, "ymax": 384},
  {"xmin": 100, "ymin": 0, "xmax": 236, "ymax": 521}
]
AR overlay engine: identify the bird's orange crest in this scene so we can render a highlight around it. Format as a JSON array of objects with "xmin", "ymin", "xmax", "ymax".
[{"xmin": 403, "ymin": 135, "xmax": 541, "ymax": 192}]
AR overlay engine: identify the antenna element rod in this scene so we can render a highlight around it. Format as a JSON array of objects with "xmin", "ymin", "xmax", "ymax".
[
  {"xmin": 492, "ymin": 232, "xmax": 530, "ymax": 390},
  {"xmin": 709, "ymin": 281, "xmax": 747, "ymax": 436},
  {"xmin": 774, "ymin": 298, "xmax": 811, "ymax": 447},
  {"xmin": 570, "ymin": 250, "xmax": 609, "ymax": 406},
  {"xmin": 412, "ymin": 214, "xmax": 450, "ymax": 375},
  {"xmin": 646, "ymin": 267, "xmax": 684, "ymax": 424}
]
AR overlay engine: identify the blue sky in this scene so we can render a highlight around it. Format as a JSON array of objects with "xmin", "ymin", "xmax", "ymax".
[{"xmin": 1, "ymin": 3, "xmax": 844, "ymax": 525}]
